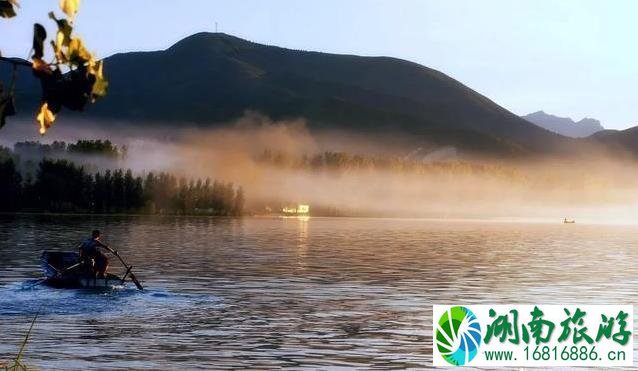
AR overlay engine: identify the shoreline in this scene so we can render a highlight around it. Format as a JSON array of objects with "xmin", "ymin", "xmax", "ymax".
[
  {"xmin": 3, "ymin": 212, "xmax": 633, "ymax": 226},
  {"xmin": 0, "ymin": 211, "xmax": 243, "ymax": 219}
]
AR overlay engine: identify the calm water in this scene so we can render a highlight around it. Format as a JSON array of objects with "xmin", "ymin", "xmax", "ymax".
[{"xmin": 1, "ymin": 215, "xmax": 638, "ymax": 369}]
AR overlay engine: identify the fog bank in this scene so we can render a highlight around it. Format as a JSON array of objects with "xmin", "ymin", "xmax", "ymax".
[{"xmin": 7, "ymin": 113, "xmax": 638, "ymax": 223}]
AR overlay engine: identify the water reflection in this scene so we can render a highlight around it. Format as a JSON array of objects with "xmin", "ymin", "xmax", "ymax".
[
  {"xmin": 293, "ymin": 216, "xmax": 310, "ymax": 274},
  {"xmin": 1, "ymin": 215, "xmax": 638, "ymax": 369}
]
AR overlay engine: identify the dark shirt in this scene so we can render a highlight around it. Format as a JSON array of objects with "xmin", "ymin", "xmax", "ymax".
[{"xmin": 80, "ymin": 238, "xmax": 102, "ymax": 258}]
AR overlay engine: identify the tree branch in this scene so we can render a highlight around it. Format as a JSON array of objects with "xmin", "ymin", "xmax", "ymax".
[{"xmin": 0, "ymin": 56, "xmax": 32, "ymax": 67}]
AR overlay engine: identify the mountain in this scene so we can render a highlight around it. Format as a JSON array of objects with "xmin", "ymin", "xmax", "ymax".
[
  {"xmin": 588, "ymin": 126, "xmax": 638, "ymax": 156},
  {"xmin": 2, "ymin": 32, "xmax": 574, "ymax": 157},
  {"xmin": 522, "ymin": 111, "xmax": 604, "ymax": 138}
]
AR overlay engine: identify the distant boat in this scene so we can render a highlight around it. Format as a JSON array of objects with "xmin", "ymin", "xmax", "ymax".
[{"xmin": 563, "ymin": 218, "xmax": 575, "ymax": 224}]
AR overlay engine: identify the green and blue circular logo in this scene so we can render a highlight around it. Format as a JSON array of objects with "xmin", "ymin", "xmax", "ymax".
[{"xmin": 435, "ymin": 306, "xmax": 482, "ymax": 366}]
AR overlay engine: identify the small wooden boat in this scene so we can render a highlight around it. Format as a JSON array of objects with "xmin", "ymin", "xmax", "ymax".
[
  {"xmin": 41, "ymin": 251, "xmax": 124, "ymax": 289},
  {"xmin": 563, "ymin": 217, "xmax": 575, "ymax": 224}
]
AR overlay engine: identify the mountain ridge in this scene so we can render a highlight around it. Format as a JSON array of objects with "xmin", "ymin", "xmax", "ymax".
[
  {"xmin": 2, "ymin": 32, "xmax": 574, "ymax": 157},
  {"xmin": 522, "ymin": 110, "xmax": 604, "ymax": 138}
]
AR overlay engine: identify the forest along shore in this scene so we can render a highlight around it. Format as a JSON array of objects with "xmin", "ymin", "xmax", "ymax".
[{"xmin": 0, "ymin": 140, "xmax": 244, "ymax": 216}]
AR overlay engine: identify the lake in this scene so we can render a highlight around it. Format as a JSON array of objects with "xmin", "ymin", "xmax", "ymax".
[{"xmin": 1, "ymin": 215, "xmax": 638, "ymax": 369}]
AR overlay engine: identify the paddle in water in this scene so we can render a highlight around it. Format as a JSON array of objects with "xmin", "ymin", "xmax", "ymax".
[{"xmin": 111, "ymin": 249, "xmax": 144, "ymax": 290}]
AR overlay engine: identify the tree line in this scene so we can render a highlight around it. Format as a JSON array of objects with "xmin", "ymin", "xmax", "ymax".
[
  {"xmin": 14, "ymin": 139, "xmax": 125, "ymax": 159},
  {"xmin": 256, "ymin": 149, "xmax": 522, "ymax": 180},
  {"xmin": 0, "ymin": 150, "xmax": 244, "ymax": 215}
]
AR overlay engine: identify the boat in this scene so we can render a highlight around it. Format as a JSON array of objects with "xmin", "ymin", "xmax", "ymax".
[
  {"xmin": 563, "ymin": 218, "xmax": 575, "ymax": 224},
  {"xmin": 40, "ymin": 251, "xmax": 125, "ymax": 289}
]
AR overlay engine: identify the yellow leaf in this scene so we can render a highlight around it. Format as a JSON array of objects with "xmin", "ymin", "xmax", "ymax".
[
  {"xmin": 36, "ymin": 103, "xmax": 56, "ymax": 135},
  {"xmin": 49, "ymin": 12, "xmax": 73, "ymax": 47},
  {"xmin": 52, "ymin": 33, "xmax": 67, "ymax": 63},
  {"xmin": 89, "ymin": 60, "xmax": 108, "ymax": 99},
  {"xmin": 59, "ymin": 0, "xmax": 79, "ymax": 19},
  {"xmin": 31, "ymin": 58, "xmax": 52, "ymax": 75},
  {"xmin": 56, "ymin": 30, "xmax": 66, "ymax": 49},
  {"xmin": 92, "ymin": 78, "xmax": 108, "ymax": 100},
  {"xmin": 67, "ymin": 37, "xmax": 92, "ymax": 64}
]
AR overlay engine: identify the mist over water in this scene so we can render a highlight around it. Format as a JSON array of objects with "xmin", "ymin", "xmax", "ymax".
[
  {"xmin": 126, "ymin": 116, "xmax": 638, "ymax": 223},
  {"xmin": 6, "ymin": 113, "xmax": 638, "ymax": 223}
]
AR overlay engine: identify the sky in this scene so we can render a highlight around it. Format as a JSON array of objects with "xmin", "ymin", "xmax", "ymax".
[{"xmin": 1, "ymin": 0, "xmax": 637, "ymax": 129}]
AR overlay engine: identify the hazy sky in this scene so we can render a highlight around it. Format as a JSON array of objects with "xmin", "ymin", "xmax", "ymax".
[{"xmin": 2, "ymin": 0, "xmax": 637, "ymax": 129}]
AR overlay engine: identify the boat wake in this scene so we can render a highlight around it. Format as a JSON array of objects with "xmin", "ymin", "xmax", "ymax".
[{"xmin": 0, "ymin": 281, "xmax": 222, "ymax": 317}]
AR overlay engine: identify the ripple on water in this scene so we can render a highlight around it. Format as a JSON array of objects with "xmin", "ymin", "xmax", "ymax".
[
  {"xmin": 3, "ymin": 216, "xmax": 638, "ymax": 369},
  {"xmin": 0, "ymin": 281, "xmax": 222, "ymax": 317}
]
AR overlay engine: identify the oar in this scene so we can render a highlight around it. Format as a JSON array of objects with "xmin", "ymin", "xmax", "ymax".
[
  {"xmin": 27, "ymin": 260, "xmax": 85, "ymax": 289},
  {"xmin": 111, "ymin": 249, "xmax": 144, "ymax": 290}
]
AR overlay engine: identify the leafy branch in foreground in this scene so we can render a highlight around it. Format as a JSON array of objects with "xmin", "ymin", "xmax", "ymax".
[
  {"xmin": 1, "ymin": 312, "xmax": 38, "ymax": 371},
  {"xmin": 0, "ymin": 0, "xmax": 108, "ymax": 135},
  {"xmin": 0, "ymin": 0, "xmax": 18, "ymax": 18}
]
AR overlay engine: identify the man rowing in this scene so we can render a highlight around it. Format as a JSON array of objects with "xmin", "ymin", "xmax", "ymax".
[{"xmin": 79, "ymin": 230, "xmax": 117, "ymax": 278}]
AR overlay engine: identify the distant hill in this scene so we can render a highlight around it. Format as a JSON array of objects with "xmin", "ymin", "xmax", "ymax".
[
  {"xmin": 588, "ymin": 129, "xmax": 620, "ymax": 139},
  {"xmin": 522, "ymin": 111, "xmax": 604, "ymax": 138},
  {"xmin": 2, "ymin": 32, "xmax": 574, "ymax": 157},
  {"xmin": 588, "ymin": 126, "xmax": 638, "ymax": 156}
]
